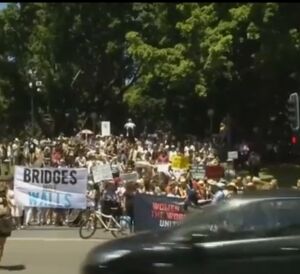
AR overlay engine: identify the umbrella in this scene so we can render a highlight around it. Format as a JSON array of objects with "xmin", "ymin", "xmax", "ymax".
[
  {"xmin": 78, "ymin": 129, "xmax": 94, "ymax": 142},
  {"xmin": 79, "ymin": 129, "xmax": 94, "ymax": 135}
]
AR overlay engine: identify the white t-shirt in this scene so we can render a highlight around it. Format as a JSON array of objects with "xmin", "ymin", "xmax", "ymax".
[
  {"xmin": 169, "ymin": 150, "xmax": 177, "ymax": 160},
  {"xmin": 124, "ymin": 122, "xmax": 136, "ymax": 136},
  {"xmin": 86, "ymin": 160, "xmax": 94, "ymax": 175},
  {"xmin": 75, "ymin": 156, "xmax": 87, "ymax": 167},
  {"xmin": 116, "ymin": 186, "xmax": 126, "ymax": 197},
  {"xmin": 124, "ymin": 122, "xmax": 136, "ymax": 130}
]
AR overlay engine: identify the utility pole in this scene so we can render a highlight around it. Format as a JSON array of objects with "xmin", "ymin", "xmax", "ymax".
[{"xmin": 28, "ymin": 69, "xmax": 42, "ymax": 136}]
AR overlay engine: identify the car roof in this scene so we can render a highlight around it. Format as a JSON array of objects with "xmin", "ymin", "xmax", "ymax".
[{"xmin": 233, "ymin": 189, "xmax": 300, "ymax": 201}]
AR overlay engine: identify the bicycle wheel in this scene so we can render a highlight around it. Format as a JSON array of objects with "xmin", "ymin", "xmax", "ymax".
[
  {"xmin": 111, "ymin": 217, "xmax": 132, "ymax": 238},
  {"xmin": 66, "ymin": 209, "xmax": 82, "ymax": 226},
  {"xmin": 79, "ymin": 217, "xmax": 97, "ymax": 239}
]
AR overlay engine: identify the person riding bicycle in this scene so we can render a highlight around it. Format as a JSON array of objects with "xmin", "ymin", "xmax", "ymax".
[{"xmin": 101, "ymin": 181, "xmax": 123, "ymax": 221}]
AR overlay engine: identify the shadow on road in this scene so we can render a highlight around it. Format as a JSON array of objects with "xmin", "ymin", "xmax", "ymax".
[{"xmin": 0, "ymin": 265, "xmax": 26, "ymax": 271}]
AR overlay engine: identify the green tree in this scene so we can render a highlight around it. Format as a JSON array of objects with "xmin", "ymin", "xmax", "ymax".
[
  {"xmin": 125, "ymin": 3, "xmax": 300, "ymax": 138},
  {"xmin": 2, "ymin": 3, "xmax": 300, "ymax": 139}
]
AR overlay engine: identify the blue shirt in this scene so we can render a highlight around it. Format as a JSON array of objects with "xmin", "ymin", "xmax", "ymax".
[{"xmin": 212, "ymin": 190, "xmax": 225, "ymax": 204}]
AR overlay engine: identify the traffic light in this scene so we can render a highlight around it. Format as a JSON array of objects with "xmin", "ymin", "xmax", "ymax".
[
  {"xmin": 287, "ymin": 92, "xmax": 300, "ymax": 131},
  {"xmin": 291, "ymin": 135, "xmax": 298, "ymax": 145}
]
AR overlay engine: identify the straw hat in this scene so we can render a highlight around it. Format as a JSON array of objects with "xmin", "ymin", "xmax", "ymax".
[
  {"xmin": 252, "ymin": 177, "xmax": 261, "ymax": 184},
  {"xmin": 216, "ymin": 182, "xmax": 225, "ymax": 189},
  {"xmin": 136, "ymin": 178, "xmax": 144, "ymax": 185},
  {"xmin": 207, "ymin": 179, "xmax": 216, "ymax": 186},
  {"xmin": 226, "ymin": 182, "xmax": 237, "ymax": 191}
]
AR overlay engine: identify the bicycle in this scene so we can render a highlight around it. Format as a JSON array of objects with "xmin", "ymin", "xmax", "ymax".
[
  {"xmin": 79, "ymin": 208, "xmax": 132, "ymax": 239},
  {"xmin": 66, "ymin": 208, "xmax": 92, "ymax": 227}
]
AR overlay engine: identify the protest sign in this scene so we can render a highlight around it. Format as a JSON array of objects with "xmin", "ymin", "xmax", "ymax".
[
  {"xmin": 156, "ymin": 164, "xmax": 169, "ymax": 174},
  {"xmin": 92, "ymin": 164, "xmax": 113, "ymax": 183},
  {"xmin": 228, "ymin": 151, "xmax": 238, "ymax": 160},
  {"xmin": 171, "ymin": 155, "xmax": 189, "ymax": 170},
  {"xmin": 14, "ymin": 166, "xmax": 88, "ymax": 209},
  {"xmin": 205, "ymin": 165, "xmax": 224, "ymax": 180},
  {"xmin": 134, "ymin": 194, "xmax": 186, "ymax": 232},
  {"xmin": 101, "ymin": 121, "xmax": 111, "ymax": 136},
  {"xmin": 0, "ymin": 161, "xmax": 13, "ymax": 181},
  {"xmin": 120, "ymin": 172, "xmax": 138, "ymax": 182},
  {"xmin": 191, "ymin": 164, "xmax": 205, "ymax": 180}
]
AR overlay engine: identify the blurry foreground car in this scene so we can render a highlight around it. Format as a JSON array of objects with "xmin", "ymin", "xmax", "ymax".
[{"xmin": 82, "ymin": 190, "xmax": 300, "ymax": 274}]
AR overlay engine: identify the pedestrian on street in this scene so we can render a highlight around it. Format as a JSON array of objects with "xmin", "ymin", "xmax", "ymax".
[
  {"xmin": 7, "ymin": 180, "xmax": 23, "ymax": 229},
  {"xmin": 0, "ymin": 181, "xmax": 13, "ymax": 263}
]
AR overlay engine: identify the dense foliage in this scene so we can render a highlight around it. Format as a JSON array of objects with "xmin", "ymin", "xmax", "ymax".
[{"xmin": 0, "ymin": 3, "xmax": 299, "ymax": 140}]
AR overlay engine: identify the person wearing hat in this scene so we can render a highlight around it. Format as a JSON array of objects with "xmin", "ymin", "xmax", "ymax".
[
  {"xmin": 226, "ymin": 182, "xmax": 238, "ymax": 196},
  {"xmin": 211, "ymin": 180, "xmax": 228, "ymax": 204}
]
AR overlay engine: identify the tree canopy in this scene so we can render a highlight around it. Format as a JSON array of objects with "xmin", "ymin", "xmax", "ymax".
[{"xmin": 0, "ymin": 3, "xmax": 299, "ymax": 140}]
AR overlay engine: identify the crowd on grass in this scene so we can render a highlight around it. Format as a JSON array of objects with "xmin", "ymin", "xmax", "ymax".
[{"xmin": 0, "ymin": 126, "xmax": 290, "ymax": 230}]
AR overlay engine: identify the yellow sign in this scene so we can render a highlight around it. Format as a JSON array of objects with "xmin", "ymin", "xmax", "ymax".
[{"xmin": 171, "ymin": 155, "xmax": 189, "ymax": 170}]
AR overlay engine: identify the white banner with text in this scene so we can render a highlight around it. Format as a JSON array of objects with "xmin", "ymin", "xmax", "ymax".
[{"xmin": 14, "ymin": 166, "xmax": 88, "ymax": 209}]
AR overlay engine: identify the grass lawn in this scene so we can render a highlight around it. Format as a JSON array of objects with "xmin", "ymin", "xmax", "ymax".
[{"xmin": 237, "ymin": 164, "xmax": 300, "ymax": 188}]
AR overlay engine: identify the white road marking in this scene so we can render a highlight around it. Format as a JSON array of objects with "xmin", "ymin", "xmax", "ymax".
[{"xmin": 7, "ymin": 237, "xmax": 107, "ymax": 242}]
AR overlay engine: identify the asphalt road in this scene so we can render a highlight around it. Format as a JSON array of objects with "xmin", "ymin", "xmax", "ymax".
[{"xmin": 1, "ymin": 227, "xmax": 114, "ymax": 274}]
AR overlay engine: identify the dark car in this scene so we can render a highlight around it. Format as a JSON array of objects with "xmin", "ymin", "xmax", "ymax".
[{"xmin": 82, "ymin": 189, "xmax": 300, "ymax": 274}]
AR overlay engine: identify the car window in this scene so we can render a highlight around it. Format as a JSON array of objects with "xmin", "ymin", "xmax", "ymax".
[
  {"xmin": 175, "ymin": 198, "xmax": 300, "ymax": 242},
  {"xmin": 201, "ymin": 201, "xmax": 274, "ymax": 240},
  {"xmin": 260, "ymin": 198, "xmax": 300, "ymax": 236},
  {"xmin": 172, "ymin": 200, "xmax": 253, "ymax": 242}
]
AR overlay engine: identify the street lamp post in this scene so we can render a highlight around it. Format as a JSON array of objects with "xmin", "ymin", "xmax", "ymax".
[
  {"xmin": 90, "ymin": 112, "xmax": 98, "ymax": 133},
  {"xmin": 207, "ymin": 108, "xmax": 215, "ymax": 135},
  {"xmin": 28, "ymin": 69, "xmax": 42, "ymax": 136}
]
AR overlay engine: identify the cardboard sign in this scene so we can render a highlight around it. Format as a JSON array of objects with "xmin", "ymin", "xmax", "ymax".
[
  {"xmin": 156, "ymin": 164, "xmax": 170, "ymax": 174},
  {"xmin": 0, "ymin": 161, "xmax": 13, "ymax": 181},
  {"xmin": 134, "ymin": 194, "xmax": 185, "ymax": 232},
  {"xmin": 205, "ymin": 165, "xmax": 224, "ymax": 180},
  {"xmin": 92, "ymin": 164, "xmax": 113, "ymax": 183},
  {"xmin": 120, "ymin": 172, "xmax": 138, "ymax": 182},
  {"xmin": 191, "ymin": 164, "xmax": 205, "ymax": 180},
  {"xmin": 228, "ymin": 151, "xmax": 238, "ymax": 160},
  {"xmin": 171, "ymin": 155, "xmax": 189, "ymax": 170},
  {"xmin": 101, "ymin": 121, "xmax": 111, "ymax": 136}
]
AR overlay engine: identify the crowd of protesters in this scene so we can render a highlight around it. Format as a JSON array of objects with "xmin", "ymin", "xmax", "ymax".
[{"xmin": 0, "ymin": 120, "xmax": 287, "ymax": 230}]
